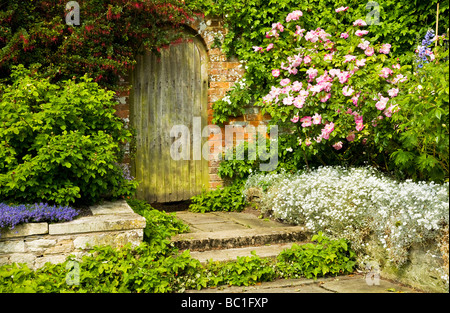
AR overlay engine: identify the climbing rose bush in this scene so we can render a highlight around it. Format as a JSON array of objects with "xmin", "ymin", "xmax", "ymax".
[{"xmin": 256, "ymin": 8, "xmax": 409, "ymax": 155}]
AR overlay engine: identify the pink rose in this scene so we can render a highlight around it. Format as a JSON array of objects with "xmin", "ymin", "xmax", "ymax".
[
  {"xmin": 355, "ymin": 30, "xmax": 369, "ymax": 37},
  {"xmin": 355, "ymin": 59, "xmax": 366, "ymax": 67},
  {"xmin": 303, "ymin": 55, "xmax": 312, "ymax": 64},
  {"xmin": 291, "ymin": 116, "xmax": 300, "ymax": 123},
  {"xmin": 312, "ymin": 113, "xmax": 322, "ymax": 125},
  {"xmin": 353, "ymin": 19, "xmax": 367, "ymax": 26},
  {"xmin": 388, "ymin": 88, "xmax": 399, "ymax": 98},
  {"xmin": 324, "ymin": 53, "xmax": 333, "ymax": 61},
  {"xmin": 379, "ymin": 44, "xmax": 391, "ymax": 54},
  {"xmin": 358, "ymin": 40, "xmax": 370, "ymax": 50},
  {"xmin": 272, "ymin": 69, "xmax": 281, "ymax": 77},
  {"xmin": 292, "ymin": 81, "xmax": 303, "ymax": 92},
  {"xmin": 335, "ymin": 6, "xmax": 349, "ymax": 12},
  {"xmin": 346, "ymin": 133, "xmax": 356, "ymax": 142},
  {"xmin": 365, "ymin": 47, "xmax": 375, "ymax": 56},
  {"xmin": 342, "ymin": 85, "xmax": 355, "ymax": 97},
  {"xmin": 333, "ymin": 141, "xmax": 344, "ymax": 150},
  {"xmin": 266, "ymin": 43, "xmax": 274, "ymax": 52},
  {"xmin": 344, "ymin": 55, "xmax": 357, "ymax": 63},
  {"xmin": 280, "ymin": 78, "xmax": 291, "ymax": 86},
  {"xmin": 300, "ymin": 116, "xmax": 312, "ymax": 127},
  {"xmin": 375, "ymin": 96, "xmax": 389, "ymax": 110},
  {"xmin": 340, "ymin": 32, "xmax": 349, "ymax": 39},
  {"xmin": 379, "ymin": 67, "xmax": 393, "ymax": 78}
]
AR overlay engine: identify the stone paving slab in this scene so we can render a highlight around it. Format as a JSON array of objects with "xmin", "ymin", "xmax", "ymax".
[
  {"xmin": 186, "ymin": 274, "xmax": 421, "ymax": 294},
  {"xmin": 189, "ymin": 243, "xmax": 297, "ymax": 263}
]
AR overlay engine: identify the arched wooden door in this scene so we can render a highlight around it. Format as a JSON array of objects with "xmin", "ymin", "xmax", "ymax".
[{"xmin": 131, "ymin": 37, "xmax": 209, "ymax": 203}]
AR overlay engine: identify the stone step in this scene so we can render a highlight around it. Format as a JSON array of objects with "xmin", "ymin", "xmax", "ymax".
[
  {"xmin": 171, "ymin": 225, "xmax": 309, "ymax": 251},
  {"xmin": 188, "ymin": 242, "xmax": 305, "ymax": 263},
  {"xmin": 171, "ymin": 211, "xmax": 310, "ymax": 252}
]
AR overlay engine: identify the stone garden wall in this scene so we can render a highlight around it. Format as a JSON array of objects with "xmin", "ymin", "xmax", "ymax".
[{"xmin": 0, "ymin": 201, "xmax": 146, "ymax": 269}]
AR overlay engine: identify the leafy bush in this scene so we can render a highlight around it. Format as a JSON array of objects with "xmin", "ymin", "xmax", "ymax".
[
  {"xmin": 0, "ymin": 65, "xmax": 138, "ymax": 205},
  {"xmin": 0, "ymin": 203, "xmax": 78, "ymax": 238},
  {"xmin": 189, "ymin": 183, "xmax": 247, "ymax": 213},
  {"xmin": 206, "ymin": 252, "xmax": 277, "ymax": 286},
  {"xmin": 0, "ymin": 0, "xmax": 200, "ymax": 90},
  {"xmin": 127, "ymin": 198, "xmax": 189, "ymax": 246},
  {"xmin": 277, "ymin": 232, "xmax": 356, "ymax": 279},
  {"xmin": 391, "ymin": 39, "xmax": 449, "ymax": 182}
]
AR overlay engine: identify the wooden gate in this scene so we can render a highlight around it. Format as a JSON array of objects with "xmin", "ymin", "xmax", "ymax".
[{"xmin": 130, "ymin": 37, "xmax": 209, "ymax": 203}]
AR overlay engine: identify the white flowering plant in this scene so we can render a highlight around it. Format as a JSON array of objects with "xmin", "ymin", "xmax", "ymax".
[{"xmin": 244, "ymin": 166, "xmax": 449, "ymax": 287}]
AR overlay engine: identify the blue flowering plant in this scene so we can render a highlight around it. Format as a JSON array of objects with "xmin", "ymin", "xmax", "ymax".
[
  {"xmin": 415, "ymin": 30, "xmax": 436, "ymax": 69},
  {"xmin": 0, "ymin": 203, "xmax": 79, "ymax": 237}
]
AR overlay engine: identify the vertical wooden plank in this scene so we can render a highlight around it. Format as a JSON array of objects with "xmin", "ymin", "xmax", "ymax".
[
  {"xmin": 172, "ymin": 43, "xmax": 184, "ymax": 201},
  {"xmin": 192, "ymin": 43, "xmax": 201, "ymax": 195},
  {"xmin": 136, "ymin": 55, "xmax": 145, "ymax": 200},
  {"xmin": 167, "ymin": 45, "xmax": 176, "ymax": 202},
  {"xmin": 177, "ymin": 42, "xmax": 190, "ymax": 201},
  {"xmin": 141, "ymin": 52, "xmax": 150, "ymax": 203},
  {"xmin": 147, "ymin": 52, "xmax": 156, "ymax": 203}
]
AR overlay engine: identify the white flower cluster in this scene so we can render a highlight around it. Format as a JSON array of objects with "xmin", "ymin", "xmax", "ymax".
[{"xmin": 244, "ymin": 166, "xmax": 449, "ymax": 268}]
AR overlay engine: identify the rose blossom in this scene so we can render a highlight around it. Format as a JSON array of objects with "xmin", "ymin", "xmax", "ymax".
[
  {"xmin": 342, "ymin": 85, "xmax": 355, "ymax": 96},
  {"xmin": 353, "ymin": 19, "xmax": 367, "ymax": 26},
  {"xmin": 379, "ymin": 43, "xmax": 391, "ymax": 54},
  {"xmin": 312, "ymin": 113, "xmax": 322, "ymax": 125},
  {"xmin": 388, "ymin": 88, "xmax": 399, "ymax": 98},
  {"xmin": 301, "ymin": 116, "xmax": 312, "ymax": 127},
  {"xmin": 335, "ymin": 6, "xmax": 349, "ymax": 12},
  {"xmin": 333, "ymin": 141, "xmax": 344, "ymax": 150},
  {"xmin": 272, "ymin": 69, "xmax": 281, "ymax": 77},
  {"xmin": 355, "ymin": 59, "xmax": 366, "ymax": 67},
  {"xmin": 280, "ymin": 78, "xmax": 291, "ymax": 86},
  {"xmin": 355, "ymin": 30, "xmax": 369, "ymax": 37},
  {"xmin": 365, "ymin": 47, "xmax": 375, "ymax": 56}
]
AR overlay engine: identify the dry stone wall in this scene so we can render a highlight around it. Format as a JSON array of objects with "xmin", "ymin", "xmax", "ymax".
[{"xmin": 0, "ymin": 201, "xmax": 146, "ymax": 270}]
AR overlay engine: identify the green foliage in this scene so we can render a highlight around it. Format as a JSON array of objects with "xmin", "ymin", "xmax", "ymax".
[
  {"xmin": 127, "ymin": 198, "xmax": 190, "ymax": 246},
  {"xmin": 212, "ymin": 80, "xmax": 249, "ymax": 125},
  {"xmin": 391, "ymin": 46, "xmax": 449, "ymax": 182},
  {"xmin": 0, "ymin": 231, "xmax": 356, "ymax": 293},
  {"xmin": 277, "ymin": 232, "xmax": 356, "ymax": 279},
  {"xmin": 206, "ymin": 252, "xmax": 277, "ymax": 286},
  {"xmin": 189, "ymin": 183, "xmax": 247, "ymax": 213},
  {"xmin": 0, "ymin": 65, "xmax": 137, "ymax": 205},
  {"xmin": 0, "ymin": 0, "xmax": 200, "ymax": 90}
]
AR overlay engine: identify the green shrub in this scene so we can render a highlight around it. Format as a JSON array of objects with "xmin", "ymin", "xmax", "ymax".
[
  {"xmin": 189, "ymin": 183, "xmax": 248, "ymax": 213},
  {"xmin": 391, "ymin": 46, "xmax": 449, "ymax": 182},
  {"xmin": 127, "ymin": 198, "xmax": 190, "ymax": 247},
  {"xmin": 277, "ymin": 232, "xmax": 356, "ymax": 279},
  {"xmin": 0, "ymin": 65, "xmax": 137, "ymax": 205}
]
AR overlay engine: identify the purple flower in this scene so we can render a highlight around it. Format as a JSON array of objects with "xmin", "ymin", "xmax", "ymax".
[{"xmin": 0, "ymin": 203, "xmax": 78, "ymax": 238}]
